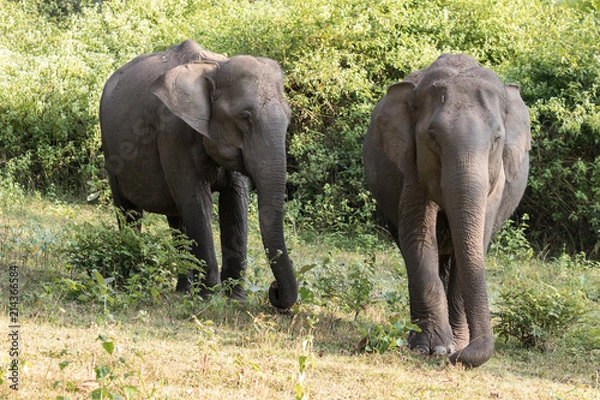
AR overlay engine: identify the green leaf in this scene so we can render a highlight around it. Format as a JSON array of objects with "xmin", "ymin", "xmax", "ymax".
[
  {"xmin": 102, "ymin": 341, "xmax": 115, "ymax": 355},
  {"xmin": 103, "ymin": 276, "xmax": 115, "ymax": 285},
  {"xmin": 91, "ymin": 388, "xmax": 110, "ymax": 400},
  {"xmin": 298, "ymin": 355, "xmax": 308, "ymax": 372},
  {"xmin": 298, "ymin": 263, "xmax": 317, "ymax": 275},
  {"xmin": 122, "ymin": 385, "xmax": 139, "ymax": 399},
  {"xmin": 123, "ymin": 370, "xmax": 138, "ymax": 379},
  {"xmin": 58, "ymin": 361, "xmax": 71, "ymax": 370},
  {"xmin": 93, "ymin": 270, "xmax": 105, "ymax": 285},
  {"xmin": 95, "ymin": 365, "xmax": 110, "ymax": 380}
]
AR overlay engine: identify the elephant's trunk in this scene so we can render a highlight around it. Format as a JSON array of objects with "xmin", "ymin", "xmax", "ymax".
[
  {"xmin": 255, "ymin": 172, "xmax": 298, "ymax": 309},
  {"xmin": 442, "ymin": 152, "xmax": 494, "ymax": 368},
  {"xmin": 245, "ymin": 105, "xmax": 298, "ymax": 309}
]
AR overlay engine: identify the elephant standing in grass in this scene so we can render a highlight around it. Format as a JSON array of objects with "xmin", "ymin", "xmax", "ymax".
[
  {"xmin": 363, "ymin": 54, "xmax": 531, "ymax": 367},
  {"xmin": 100, "ymin": 40, "xmax": 297, "ymax": 309}
]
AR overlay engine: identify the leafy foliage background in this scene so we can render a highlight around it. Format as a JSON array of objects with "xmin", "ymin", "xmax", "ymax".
[{"xmin": 0, "ymin": 0, "xmax": 599, "ymax": 255}]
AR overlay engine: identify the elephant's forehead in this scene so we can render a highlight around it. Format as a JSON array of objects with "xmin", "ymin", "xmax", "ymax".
[{"xmin": 416, "ymin": 77, "xmax": 506, "ymax": 111}]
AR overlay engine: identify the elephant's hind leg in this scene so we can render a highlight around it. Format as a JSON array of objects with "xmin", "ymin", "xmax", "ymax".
[
  {"xmin": 217, "ymin": 172, "xmax": 248, "ymax": 302},
  {"xmin": 108, "ymin": 174, "xmax": 143, "ymax": 230},
  {"xmin": 168, "ymin": 185, "xmax": 220, "ymax": 297},
  {"xmin": 167, "ymin": 216, "xmax": 197, "ymax": 293}
]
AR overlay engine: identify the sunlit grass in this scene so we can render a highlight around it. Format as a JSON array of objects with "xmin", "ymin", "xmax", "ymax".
[{"xmin": 0, "ymin": 193, "xmax": 599, "ymax": 398}]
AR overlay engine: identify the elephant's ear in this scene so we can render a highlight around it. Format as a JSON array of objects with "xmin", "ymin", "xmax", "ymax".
[
  {"xmin": 150, "ymin": 62, "xmax": 218, "ymax": 138},
  {"xmin": 503, "ymin": 84, "xmax": 532, "ymax": 182},
  {"xmin": 372, "ymin": 81, "xmax": 416, "ymax": 176}
]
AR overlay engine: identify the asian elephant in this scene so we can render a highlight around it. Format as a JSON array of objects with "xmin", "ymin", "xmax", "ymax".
[
  {"xmin": 363, "ymin": 54, "xmax": 531, "ymax": 367},
  {"xmin": 99, "ymin": 40, "xmax": 298, "ymax": 309}
]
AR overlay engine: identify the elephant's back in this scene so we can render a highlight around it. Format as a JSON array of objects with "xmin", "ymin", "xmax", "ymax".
[
  {"xmin": 100, "ymin": 51, "xmax": 167, "ymax": 117},
  {"xmin": 99, "ymin": 41, "xmax": 227, "ymax": 213},
  {"xmin": 99, "ymin": 43, "xmax": 195, "ymax": 147},
  {"xmin": 100, "ymin": 40, "xmax": 226, "ymax": 134},
  {"xmin": 99, "ymin": 50, "xmax": 178, "ymax": 213}
]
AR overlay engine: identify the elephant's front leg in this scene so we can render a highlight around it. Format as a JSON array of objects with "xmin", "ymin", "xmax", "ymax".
[
  {"xmin": 398, "ymin": 192, "xmax": 453, "ymax": 355},
  {"xmin": 172, "ymin": 185, "xmax": 220, "ymax": 296},
  {"xmin": 447, "ymin": 256, "xmax": 469, "ymax": 351},
  {"xmin": 218, "ymin": 172, "xmax": 249, "ymax": 301}
]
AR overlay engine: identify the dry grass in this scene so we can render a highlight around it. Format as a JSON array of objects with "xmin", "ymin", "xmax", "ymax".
[{"xmin": 1, "ymin": 308, "xmax": 599, "ymax": 399}]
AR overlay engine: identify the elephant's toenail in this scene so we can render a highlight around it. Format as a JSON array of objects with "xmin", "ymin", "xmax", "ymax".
[
  {"xmin": 432, "ymin": 346, "xmax": 447, "ymax": 356},
  {"xmin": 414, "ymin": 345, "xmax": 430, "ymax": 355}
]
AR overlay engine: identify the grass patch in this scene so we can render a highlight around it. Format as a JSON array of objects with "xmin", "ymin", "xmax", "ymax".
[{"xmin": 0, "ymin": 193, "xmax": 599, "ymax": 398}]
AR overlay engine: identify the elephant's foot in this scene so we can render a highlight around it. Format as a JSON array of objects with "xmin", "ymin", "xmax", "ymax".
[
  {"xmin": 225, "ymin": 282, "xmax": 247, "ymax": 304},
  {"xmin": 176, "ymin": 273, "xmax": 221, "ymax": 299},
  {"xmin": 408, "ymin": 326, "xmax": 454, "ymax": 356},
  {"xmin": 448, "ymin": 333, "xmax": 494, "ymax": 368},
  {"xmin": 176, "ymin": 274, "xmax": 193, "ymax": 293}
]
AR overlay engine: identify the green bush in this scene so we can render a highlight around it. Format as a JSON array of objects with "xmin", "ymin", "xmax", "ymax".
[
  {"xmin": 63, "ymin": 216, "xmax": 199, "ymax": 301},
  {"xmin": 298, "ymin": 254, "xmax": 379, "ymax": 319},
  {"xmin": 498, "ymin": 5, "xmax": 600, "ymax": 255},
  {"xmin": 358, "ymin": 316, "xmax": 418, "ymax": 354},
  {"xmin": 489, "ymin": 214, "xmax": 534, "ymax": 262},
  {"xmin": 494, "ymin": 277, "xmax": 587, "ymax": 349},
  {"xmin": 0, "ymin": 2, "xmax": 109, "ymax": 192},
  {"xmin": 35, "ymin": 0, "xmax": 100, "ymax": 21},
  {"xmin": 1, "ymin": 0, "xmax": 599, "ymax": 254}
]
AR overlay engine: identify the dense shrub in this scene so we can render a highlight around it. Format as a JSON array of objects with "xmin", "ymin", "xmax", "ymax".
[
  {"xmin": 497, "ymin": 7, "xmax": 600, "ymax": 254},
  {"xmin": 35, "ymin": 0, "xmax": 100, "ymax": 21},
  {"xmin": 63, "ymin": 216, "xmax": 199, "ymax": 300},
  {"xmin": 494, "ymin": 278, "xmax": 587, "ymax": 349},
  {"xmin": 0, "ymin": 0, "xmax": 598, "ymax": 254},
  {"xmin": 493, "ymin": 251, "xmax": 598, "ymax": 350}
]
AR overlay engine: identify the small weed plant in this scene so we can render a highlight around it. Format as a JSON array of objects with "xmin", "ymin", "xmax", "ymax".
[
  {"xmin": 300, "ymin": 254, "xmax": 379, "ymax": 319},
  {"xmin": 192, "ymin": 316, "xmax": 220, "ymax": 378},
  {"xmin": 359, "ymin": 315, "xmax": 419, "ymax": 354},
  {"xmin": 54, "ymin": 332, "xmax": 152, "ymax": 399},
  {"xmin": 297, "ymin": 315, "xmax": 319, "ymax": 399},
  {"xmin": 489, "ymin": 214, "xmax": 534, "ymax": 262},
  {"xmin": 294, "ymin": 333, "xmax": 314, "ymax": 400}
]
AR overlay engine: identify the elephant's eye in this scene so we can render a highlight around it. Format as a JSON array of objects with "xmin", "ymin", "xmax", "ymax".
[
  {"xmin": 240, "ymin": 110, "xmax": 252, "ymax": 120},
  {"xmin": 235, "ymin": 110, "xmax": 253, "ymax": 133},
  {"xmin": 426, "ymin": 129, "xmax": 440, "ymax": 153},
  {"xmin": 427, "ymin": 129, "xmax": 436, "ymax": 141},
  {"xmin": 491, "ymin": 133, "xmax": 502, "ymax": 151},
  {"xmin": 427, "ymin": 129, "xmax": 440, "ymax": 146}
]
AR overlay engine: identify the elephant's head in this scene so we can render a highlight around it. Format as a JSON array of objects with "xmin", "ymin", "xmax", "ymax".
[
  {"xmin": 408, "ymin": 54, "xmax": 531, "ymax": 243},
  {"xmin": 376, "ymin": 54, "xmax": 531, "ymax": 366},
  {"xmin": 150, "ymin": 55, "xmax": 297, "ymax": 309}
]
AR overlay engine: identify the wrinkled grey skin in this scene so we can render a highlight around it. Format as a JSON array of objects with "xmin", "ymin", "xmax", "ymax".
[
  {"xmin": 363, "ymin": 54, "xmax": 531, "ymax": 367},
  {"xmin": 100, "ymin": 40, "xmax": 298, "ymax": 309}
]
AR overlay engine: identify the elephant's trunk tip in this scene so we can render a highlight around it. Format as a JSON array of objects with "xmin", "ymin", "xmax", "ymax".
[
  {"xmin": 448, "ymin": 334, "xmax": 494, "ymax": 368},
  {"xmin": 268, "ymin": 280, "xmax": 298, "ymax": 310}
]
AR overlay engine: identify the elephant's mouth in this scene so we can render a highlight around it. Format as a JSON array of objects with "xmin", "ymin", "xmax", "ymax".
[
  {"xmin": 232, "ymin": 151, "xmax": 249, "ymax": 176},
  {"xmin": 204, "ymin": 140, "xmax": 245, "ymax": 174},
  {"xmin": 221, "ymin": 154, "xmax": 245, "ymax": 175}
]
